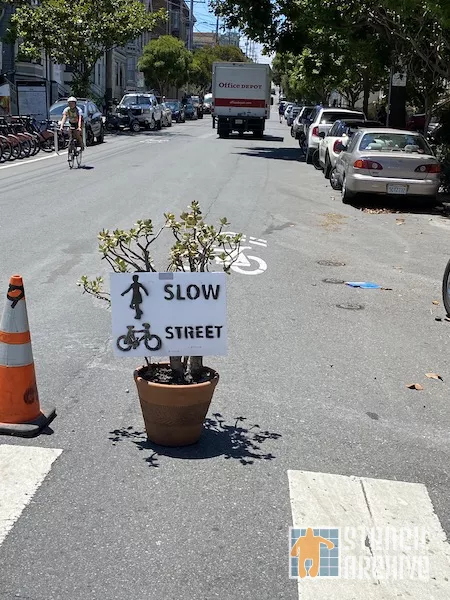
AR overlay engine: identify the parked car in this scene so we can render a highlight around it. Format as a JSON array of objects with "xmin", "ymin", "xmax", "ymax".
[
  {"xmin": 49, "ymin": 98, "xmax": 104, "ymax": 145},
  {"xmin": 165, "ymin": 100, "xmax": 185, "ymax": 123},
  {"xmin": 287, "ymin": 105, "xmax": 302, "ymax": 127},
  {"xmin": 305, "ymin": 107, "xmax": 366, "ymax": 163},
  {"xmin": 161, "ymin": 103, "xmax": 173, "ymax": 127},
  {"xmin": 331, "ymin": 128, "xmax": 440, "ymax": 204},
  {"xmin": 318, "ymin": 119, "xmax": 382, "ymax": 178},
  {"xmin": 116, "ymin": 93, "xmax": 163, "ymax": 130},
  {"xmin": 203, "ymin": 94, "xmax": 213, "ymax": 114},
  {"xmin": 284, "ymin": 104, "xmax": 295, "ymax": 120},
  {"xmin": 187, "ymin": 95, "xmax": 203, "ymax": 119},
  {"xmin": 291, "ymin": 106, "xmax": 315, "ymax": 139},
  {"xmin": 184, "ymin": 103, "xmax": 198, "ymax": 120}
]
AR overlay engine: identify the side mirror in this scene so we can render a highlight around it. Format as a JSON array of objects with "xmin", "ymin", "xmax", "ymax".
[{"xmin": 319, "ymin": 131, "xmax": 326, "ymax": 139}]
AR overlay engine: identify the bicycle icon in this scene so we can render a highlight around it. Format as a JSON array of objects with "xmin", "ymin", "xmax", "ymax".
[
  {"xmin": 213, "ymin": 232, "xmax": 268, "ymax": 276},
  {"xmin": 116, "ymin": 323, "xmax": 162, "ymax": 352}
]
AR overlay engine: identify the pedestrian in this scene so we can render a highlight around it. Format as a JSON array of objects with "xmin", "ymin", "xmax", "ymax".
[
  {"xmin": 279, "ymin": 102, "xmax": 285, "ymax": 123},
  {"xmin": 377, "ymin": 105, "xmax": 387, "ymax": 125}
]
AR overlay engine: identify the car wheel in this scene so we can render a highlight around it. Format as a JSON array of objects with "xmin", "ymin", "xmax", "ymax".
[
  {"xmin": 290, "ymin": 127, "xmax": 295, "ymax": 138},
  {"xmin": 341, "ymin": 175, "xmax": 355, "ymax": 203},
  {"xmin": 97, "ymin": 125, "xmax": 104, "ymax": 144},
  {"xmin": 330, "ymin": 168, "xmax": 342, "ymax": 190},
  {"xmin": 148, "ymin": 117, "xmax": 156, "ymax": 131},
  {"xmin": 324, "ymin": 154, "xmax": 332, "ymax": 179},
  {"xmin": 131, "ymin": 120, "xmax": 141, "ymax": 133},
  {"xmin": 312, "ymin": 149, "xmax": 322, "ymax": 170}
]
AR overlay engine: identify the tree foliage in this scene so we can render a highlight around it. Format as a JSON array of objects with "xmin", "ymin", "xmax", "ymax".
[
  {"xmin": 211, "ymin": 0, "xmax": 450, "ymax": 114},
  {"xmin": 9, "ymin": 0, "xmax": 165, "ymax": 97},
  {"xmin": 190, "ymin": 44, "xmax": 249, "ymax": 92},
  {"xmin": 138, "ymin": 35, "xmax": 193, "ymax": 96}
]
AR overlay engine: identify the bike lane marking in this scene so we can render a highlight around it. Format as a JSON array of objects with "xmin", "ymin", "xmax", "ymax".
[
  {"xmin": 0, "ymin": 444, "xmax": 62, "ymax": 546},
  {"xmin": 288, "ymin": 470, "xmax": 450, "ymax": 598},
  {"xmin": 0, "ymin": 151, "xmax": 66, "ymax": 171},
  {"xmin": 213, "ymin": 232, "xmax": 268, "ymax": 275}
]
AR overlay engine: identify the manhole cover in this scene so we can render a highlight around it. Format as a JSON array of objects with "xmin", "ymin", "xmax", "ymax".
[
  {"xmin": 317, "ymin": 260, "xmax": 346, "ymax": 267},
  {"xmin": 336, "ymin": 303, "xmax": 365, "ymax": 310},
  {"xmin": 323, "ymin": 278, "xmax": 345, "ymax": 284}
]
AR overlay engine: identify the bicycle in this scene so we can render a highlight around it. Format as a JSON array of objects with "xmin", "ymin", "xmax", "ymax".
[
  {"xmin": 116, "ymin": 324, "xmax": 162, "ymax": 352},
  {"xmin": 67, "ymin": 127, "xmax": 83, "ymax": 169}
]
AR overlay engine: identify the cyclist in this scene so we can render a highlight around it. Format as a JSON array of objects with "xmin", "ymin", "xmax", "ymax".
[{"xmin": 60, "ymin": 96, "xmax": 84, "ymax": 151}]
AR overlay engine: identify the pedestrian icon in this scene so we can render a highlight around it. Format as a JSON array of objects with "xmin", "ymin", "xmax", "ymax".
[
  {"xmin": 121, "ymin": 275, "xmax": 149, "ymax": 320},
  {"xmin": 290, "ymin": 528, "xmax": 336, "ymax": 578}
]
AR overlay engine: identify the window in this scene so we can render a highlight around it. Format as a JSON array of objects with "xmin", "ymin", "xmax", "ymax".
[
  {"xmin": 320, "ymin": 111, "xmax": 365, "ymax": 124},
  {"xmin": 328, "ymin": 122, "xmax": 340, "ymax": 137},
  {"xmin": 359, "ymin": 132, "xmax": 430, "ymax": 153},
  {"xmin": 347, "ymin": 132, "xmax": 360, "ymax": 153}
]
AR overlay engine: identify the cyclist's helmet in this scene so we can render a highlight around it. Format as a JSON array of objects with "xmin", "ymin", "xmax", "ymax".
[{"xmin": 68, "ymin": 96, "xmax": 77, "ymax": 103}]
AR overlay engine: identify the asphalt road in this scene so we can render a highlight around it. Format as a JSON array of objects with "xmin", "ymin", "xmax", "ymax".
[{"xmin": 1, "ymin": 114, "xmax": 450, "ymax": 599}]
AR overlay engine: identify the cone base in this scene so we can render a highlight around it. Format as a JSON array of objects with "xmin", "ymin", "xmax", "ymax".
[{"xmin": 0, "ymin": 406, "xmax": 56, "ymax": 437}]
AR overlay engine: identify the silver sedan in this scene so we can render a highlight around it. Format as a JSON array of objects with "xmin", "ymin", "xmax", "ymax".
[{"xmin": 331, "ymin": 128, "xmax": 441, "ymax": 204}]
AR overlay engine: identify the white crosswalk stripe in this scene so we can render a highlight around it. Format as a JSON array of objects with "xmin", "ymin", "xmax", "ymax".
[
  {"xmin": 288, "ymin": 470, "xmax": 450, "ymax": 598},
  {"xmin": 0, "ymin": 444, "xmax": 62, "ymax": 546}
]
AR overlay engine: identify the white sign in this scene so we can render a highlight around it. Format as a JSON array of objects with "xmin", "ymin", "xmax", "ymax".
[
  {"xmin": 392, "ymin": 72, "xmax": 407, "ymax": 87},
  {"xmin": 18, "ymin": 85, "xmax": 47, "ymax": 120},
  {"xmin": 110, "ymin": 272, "xmax": 227, "ymax": 357}
]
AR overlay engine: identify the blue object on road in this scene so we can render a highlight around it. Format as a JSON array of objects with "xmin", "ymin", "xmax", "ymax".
[{"xmin": 345, "ymin": 282, "xmax": 381, "ymax": 289}]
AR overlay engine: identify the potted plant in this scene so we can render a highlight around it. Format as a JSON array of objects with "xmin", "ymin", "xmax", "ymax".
[{"xmin": 79, "ymin": 201, "xmax": 241, "ymax": 446}]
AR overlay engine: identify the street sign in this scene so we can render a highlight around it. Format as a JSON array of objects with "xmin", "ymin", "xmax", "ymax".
[
  {"xmin": 110, "ymin": 272, "xmax": 227, "ymax": 357},
  {"xmin": 392, "ymin": 72, "xmax": 407, "ymax": 87}
]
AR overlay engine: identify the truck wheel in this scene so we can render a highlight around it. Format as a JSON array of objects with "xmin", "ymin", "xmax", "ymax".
[{"xmin": 253, "ymin": 128, "xmax": 264, "ymax": 139}]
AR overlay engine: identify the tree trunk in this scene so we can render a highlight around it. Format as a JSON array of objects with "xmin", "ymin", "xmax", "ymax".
[
  {"xmin": 72, "ymin": 65, "xmax": 92, "ymax": 98},
  {"xmin": 363, "ymin": 73, "xmax": 370, "ymax": 117},
  {"xmin": 169, "ymin": 356, "xmax": 184, "ymax": 382},
  {"xmin": 189, "ymin": 357, "xmax": 203, "ymax": 379}
]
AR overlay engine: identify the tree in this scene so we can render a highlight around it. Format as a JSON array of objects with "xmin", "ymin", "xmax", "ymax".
[
  {"xmin": 9, "ymin": 0, "xmax": 165, "ymax": 97},
  {"xmin": 138, "ymin": 35, "xmax": 193, "ymax": 96},
  {"xmin": 190, "ymin": 44, "xmax": 249, "ymax": 93}
]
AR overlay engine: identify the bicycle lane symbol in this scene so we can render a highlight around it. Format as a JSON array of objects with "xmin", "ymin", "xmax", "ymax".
[{"xmin": 213, "ymin": 232, "xmax": 268, "ymax": 276}]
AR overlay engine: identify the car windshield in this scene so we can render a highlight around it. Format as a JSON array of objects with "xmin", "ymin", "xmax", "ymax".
[
  {"xmin": 166, "ymin": 102, "xmax": 179, "ymax": 110},
  {"xmin": 321, "ymin": 111, "xmax": 364, "ymax": 124},
  {"xmin": 49, "ymin": 102, "xmax": 86, "ymax": 117},
  {"xmin": 359, "ymin": 132, "xmax": 431, "ymax": 153},
  {"xmin": 120, "ymin": 95, "xmax": 152, "ymax": 106}
]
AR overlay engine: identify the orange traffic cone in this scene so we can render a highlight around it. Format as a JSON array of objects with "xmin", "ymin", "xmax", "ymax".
[{"xmin": 0, "ymin": 275, "xmax": 56, "ymax": 436}]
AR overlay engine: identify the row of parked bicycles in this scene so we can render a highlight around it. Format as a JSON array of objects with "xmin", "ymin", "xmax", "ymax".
[{"xmin": 0, "ymin": 116, "xmax": 70, "ymax": 163}]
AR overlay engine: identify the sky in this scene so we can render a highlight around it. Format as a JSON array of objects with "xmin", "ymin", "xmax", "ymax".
[{"xmin": 192, "ymin": 0, "xmax": 274, "ymax": 65}]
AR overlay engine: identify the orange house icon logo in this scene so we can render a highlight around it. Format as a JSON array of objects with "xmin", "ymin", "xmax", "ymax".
[{"xmin": 289, "ymin": 528, "xmax": 339, "ymax": 579}]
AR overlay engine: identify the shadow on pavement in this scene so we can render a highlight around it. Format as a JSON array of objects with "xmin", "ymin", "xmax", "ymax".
[
  {"xmin": 109, "ymin": 413, "xmax": 281, "ymax": 467},
  {"xmin": 235, "ymin": 147, "xmax": 302, "ymax": 162},
  {"xmin": 348, "ymin": 194, "xmax": 450, "ymax": 217}
]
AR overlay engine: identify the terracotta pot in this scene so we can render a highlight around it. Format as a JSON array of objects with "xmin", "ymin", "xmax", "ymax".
[{"xmin": 133, "ymin": 365, "xmax": 219, "ymax": 447}]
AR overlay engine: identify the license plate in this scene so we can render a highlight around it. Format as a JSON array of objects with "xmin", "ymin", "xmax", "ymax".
[
  {"xmin": 387, "ymin": 184, "xmax": 407, "ymax": 195},
  {"xmin": 235, "ymin": 119, "xmax": 243, "ymax": 124}
]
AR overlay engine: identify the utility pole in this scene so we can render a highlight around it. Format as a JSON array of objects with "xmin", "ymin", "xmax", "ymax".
[
  {"xmin": 189, "ymin": 0, "xmax": 194, "ymax": 51},
  {"xmin": 215, "ymin": 16, "xmax": 219, "ymax": 44}
]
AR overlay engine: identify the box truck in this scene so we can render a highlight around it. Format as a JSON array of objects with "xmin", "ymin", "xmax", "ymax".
[{"xmin": 212, "ymin": 62, "xmax": 272, "ymax": 138}]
